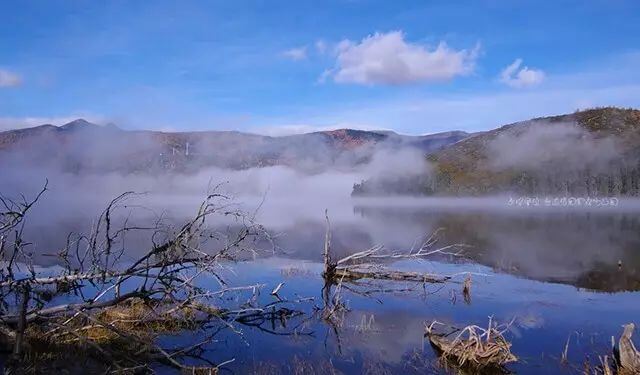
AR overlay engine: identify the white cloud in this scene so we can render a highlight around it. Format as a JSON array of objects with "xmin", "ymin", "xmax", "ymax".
[
  {"xmin": 500, "ymin": 58, "xmax": 545, "ymax": 88},
  {"xmin": 0, "ymin": 68, "xmax": 22, "ymax": 87},
  {"xmin": 326, "ymin": 31, "xmax": 478, "ymax": 85},
  {"xmin": 315, "ymin": 40, "xmax": 327, "ymax": 54},
  {"xmin": 282, "ymin": 46, "xmax": 308, "ymax": 61}
]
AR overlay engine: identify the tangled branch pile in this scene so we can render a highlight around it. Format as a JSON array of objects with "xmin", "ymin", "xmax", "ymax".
[{"xmin": 425, "ymin": 318, "xmax": 517, "ymax": 370}]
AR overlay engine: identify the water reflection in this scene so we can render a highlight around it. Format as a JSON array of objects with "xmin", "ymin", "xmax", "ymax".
[
  {"xmin": 353, "ymin": 205, "xmax": 640, "ymax": 292},
  {"xmin": 6, "ymin": 194, "xmax": 640, "ymax": 373},
  {"xmin": 199, "ymin": 257, "xmax": 640, "ymax": 375},
  {"xmin": 21, "ymin": 197, "xmax": 640, "ymax": 292},
  {"xmin": 268, "ymin": 203, "xmax": 640, "ymax": 292}
]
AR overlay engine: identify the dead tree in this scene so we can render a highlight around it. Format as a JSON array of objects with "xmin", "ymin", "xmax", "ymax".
[
  {"xmin": 318, "ymin": 212, "xmax": 470, "ymax": 356},
  {"xmin": 321, "ymin": 214, "xmax": 467, "ymax": 285},
  {"xmin": 0, "ymin": 183, "xmax": 309, "ymax": 373}
]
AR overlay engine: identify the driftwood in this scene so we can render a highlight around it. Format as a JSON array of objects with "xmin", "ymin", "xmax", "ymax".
[
  {"xmin": 425, "ymin": 318, "xmax": 517, "ymax": 370},
  {"xmin": 619, "ymin": 323, "xmax": 640, "ymax": 373}
]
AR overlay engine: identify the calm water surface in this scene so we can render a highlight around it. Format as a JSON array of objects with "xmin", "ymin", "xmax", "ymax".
[
  {"xmin": 154, "ymin": 199, "xmax": 640, "ymax": 374},
  {"xmin": 8, "ymin": 196, "xmax": 640, "ymax": 374}
]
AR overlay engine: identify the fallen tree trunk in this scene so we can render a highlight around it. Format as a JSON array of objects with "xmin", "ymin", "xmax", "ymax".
[{"xmin": 333, "ymin": 267, "xmax": 450, "ymax": 283}]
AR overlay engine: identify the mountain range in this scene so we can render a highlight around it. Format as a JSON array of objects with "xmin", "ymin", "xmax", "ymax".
[
  {"xmin": 0, "ymin": 120, "xmax": 468, "ymax": 174},
  {"xmin": 3, "ymin": 107, "xmax": 639, "ymax": 197}
]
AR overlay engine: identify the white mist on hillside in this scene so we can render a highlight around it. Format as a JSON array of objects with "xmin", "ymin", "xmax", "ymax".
[{"xmin": 487, "ymin": 120, "xmax": 622, "ymax": 172}]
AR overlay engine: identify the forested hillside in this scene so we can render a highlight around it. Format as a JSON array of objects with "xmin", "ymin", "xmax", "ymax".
[{"xmin": 353, "ymin": 107, "xmax": 640, "ymax": 196}]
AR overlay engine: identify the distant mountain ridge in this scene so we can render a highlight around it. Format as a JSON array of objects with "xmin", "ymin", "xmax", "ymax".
[
  {"xmin": 353, "ymin": 107, "xmax": 640, "ymax": 196},
  {"xmin": 0, "ymin": 120, "xmax": 470, "ymax": 174}
]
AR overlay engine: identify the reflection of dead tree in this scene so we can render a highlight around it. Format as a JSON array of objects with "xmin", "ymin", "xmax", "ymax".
[
  {"xmin": 462, "ymin": 274, "xmax": 472, "ymax": 305},
  {"xmin": 320, "ymin": 275, "xmax": 348, "ymax": 355},
  {"xmin": 0, "ymin": 184, "xmax": 309, "ymax": 373},
  {"xmin": 425, "ymin": 317, "xmax": 517, "ymax": 371}
]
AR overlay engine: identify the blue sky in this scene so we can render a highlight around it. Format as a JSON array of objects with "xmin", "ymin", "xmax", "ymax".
[{"xmin": 0, "ymin": 0, "xmax": 639, "ymax": 134}]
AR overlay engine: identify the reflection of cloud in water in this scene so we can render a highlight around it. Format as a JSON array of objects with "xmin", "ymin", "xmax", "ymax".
[
  {"xmin": 334, "ymin": 309, "xmax": 427, "ymax": 364},
  {"xmin": 517, "ymin": 312, "xmax": 545, "ymax": 330},
  {"xmin": 349, "ymin": 204, "xmax": 640, "ymax": 292}
]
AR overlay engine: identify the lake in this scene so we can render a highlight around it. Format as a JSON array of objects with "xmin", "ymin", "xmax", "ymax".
[{"xmin": 4, "ymin": 194, "xmax": 640, "ymax": 374}]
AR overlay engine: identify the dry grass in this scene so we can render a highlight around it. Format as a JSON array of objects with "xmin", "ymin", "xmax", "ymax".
[
  {"xmin": 425, "ymin": 318, "xmax": 517, "ymax": 370},
  {"xmin": 49, "ymin": 298, "xmax": 205, "ymax": 345},
  {"xmin": 6, "ymin": 298, "xmax": 226, "ymax": 373}
]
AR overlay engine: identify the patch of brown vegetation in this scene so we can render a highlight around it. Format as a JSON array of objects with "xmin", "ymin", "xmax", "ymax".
[
  {"xmin": 425, "ymin": 319, "xmax": 517, "ymax": 370},
  {"xmin": 6, "ymin": 298, "xmax": 222, "ymax": 373}
]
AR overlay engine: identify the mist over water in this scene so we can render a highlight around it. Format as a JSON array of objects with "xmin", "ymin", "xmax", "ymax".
[{"xmin": 2, "ymin": 159, "xmax": 639, "ymax": 293}]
